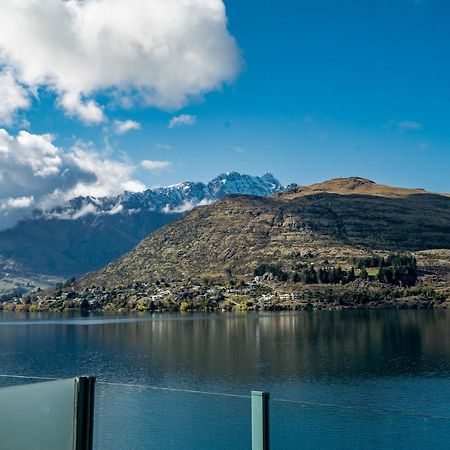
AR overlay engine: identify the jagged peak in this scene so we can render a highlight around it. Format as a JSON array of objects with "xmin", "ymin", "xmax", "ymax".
[{"xmin": 42, "ymin": 171, "xmax": 287, "ymax": 219}]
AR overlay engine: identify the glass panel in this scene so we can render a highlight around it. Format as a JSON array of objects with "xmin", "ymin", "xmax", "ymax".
[
  {"xmin": 0, "ymin": 378, "xmax": 76, "ymax": 450},
  {"xmin": 270, "ymin": 398, "xmax": 450, "ymax": 450},
  {"xmin": 94, "ymin": 382, "xmax": 250, "ymax": 450}
]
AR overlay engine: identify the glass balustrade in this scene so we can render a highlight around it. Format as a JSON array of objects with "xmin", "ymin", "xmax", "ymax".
[
  {"xmin": 93, "ymin": 382, "xmax": 251, "ymax": 450},
  {"xmin": 0, "ymin": 376, "xmax": 95, "ymax": 450},
  {"xmin": 270, "ymin": 396, "xmax": 450, "ymax": 450},
  {"xmin": 0, "ymin": 375, "xmax": 449, "ymax": 450}
]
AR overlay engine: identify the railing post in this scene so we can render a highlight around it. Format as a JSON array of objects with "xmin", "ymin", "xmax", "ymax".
[
  {"xmin": 251, "ymin": 391, "xmax": 270, "ymax": 450},
  {"xmin": 74, "ymin": 376, "xmax": 96, "ymax": 450}
]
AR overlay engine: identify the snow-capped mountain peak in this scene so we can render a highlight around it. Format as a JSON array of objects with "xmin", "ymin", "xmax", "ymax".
[{"xmin": 42, "ymin": 172, "xmax": 286, "ymax": 220}]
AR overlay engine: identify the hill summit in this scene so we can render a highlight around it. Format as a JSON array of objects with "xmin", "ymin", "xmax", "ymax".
[{"xmin": 279, "ymin": 177, "xmax": 430, "ymax": 199}]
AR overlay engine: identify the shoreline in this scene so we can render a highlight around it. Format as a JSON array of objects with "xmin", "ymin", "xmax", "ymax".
[
  {"xmin": 1, "ymin": 296, "xmax": 448, "ymax": 313},
  {"xmin": 2, "ymin": 277, "xmax": 448, "ymax": 313}
]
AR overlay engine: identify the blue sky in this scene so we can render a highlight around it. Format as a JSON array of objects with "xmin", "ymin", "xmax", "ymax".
[{"xmin": 2, "ymin": 0, "xmax": 450, "ymax": 193}]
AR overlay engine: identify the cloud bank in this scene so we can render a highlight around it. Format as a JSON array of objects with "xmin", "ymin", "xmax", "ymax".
[
  {"xmin": 0, "ymin": 129, "xmax": 145, "ymax": 231},
  {"xmin": 0, "ymin": 0, "xmax": 241, "ymax": 124}
]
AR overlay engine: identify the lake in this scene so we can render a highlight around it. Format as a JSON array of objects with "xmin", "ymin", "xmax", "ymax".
[{"xmin": 0, "ymin": 310, "xmax": 449, "ymax": 449}]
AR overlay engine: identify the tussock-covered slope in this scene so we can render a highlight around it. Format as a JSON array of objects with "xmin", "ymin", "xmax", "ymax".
[{"xmin": 279, "ymin": 177, "xmax": 436, "ymax": 199}]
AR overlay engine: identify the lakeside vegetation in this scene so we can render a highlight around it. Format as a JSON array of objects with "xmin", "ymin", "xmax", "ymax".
[{"xmin": 255, "ymin": 254, "xmax": 418, "ymax": 287}]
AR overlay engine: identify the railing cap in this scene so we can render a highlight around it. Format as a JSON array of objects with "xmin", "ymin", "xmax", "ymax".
[{"xmin": 251, "ymin": 391, "xmax": 269, "ymax": 397}]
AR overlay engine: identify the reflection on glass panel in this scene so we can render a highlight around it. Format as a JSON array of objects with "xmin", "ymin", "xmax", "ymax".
[
  {"xmin": 94, "ymin": 383, "xmax": 251, "ymax": 450},
  {"xmin": 0, "ymin": 378, "xmax": 76, "ymax": 450}
]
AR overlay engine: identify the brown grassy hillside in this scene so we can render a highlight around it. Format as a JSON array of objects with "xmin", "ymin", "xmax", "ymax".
[{"xmin": 280, "ymin": 177, "xmax": 440, "ymax": 199}]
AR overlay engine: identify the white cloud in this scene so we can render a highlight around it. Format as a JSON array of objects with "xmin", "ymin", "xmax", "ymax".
[
  {"xmin": 106, "ymin": 204, "xmax": 124, "ymax": 215},
  {"xmin": 46, "ymin": 201, "xmax": 125, "ymax": 221},
  {"xmin": 0, "ymin": 128, "xmax": 145, "ymax": 231},
  {"xmin": 162, "ymin": 198, "xmax": 213, "ymax": 214},
  {"xmin": 59, "ymin": 93, "xmax": 105, "ymax": 125},
  {"xmin": 66, "ymin": 146, "xmax": 146, "ymax": 198},
  {"xmin": 0, "ymin": 196, "xmax": 35, "ymax": 210},
  {"xmin": 397, "ymin": 120, "xmax": 423, "ymax": 132},
  {"xmin": 0, "ymin": 0, "xmax": 240, "ymax": 124},
  {"xmin": 168, "ymin": 114, "xmax": 197, "ymax": 129},
  {"xmin": 70, "ymin": 203, "xmax": 99, "ymax": 220},
  {"xmin": 0, "ymin": 69, "xmax": 31, "ymax": 125},
  {"xmin": 114, "ymin": 120, "xmax": 141, "ymax": 135},
  {"xmin": 140, "ymin": 160, "xmax": 172, "ymax": 172}
]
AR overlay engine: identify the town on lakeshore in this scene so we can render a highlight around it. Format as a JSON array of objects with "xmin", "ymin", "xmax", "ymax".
[{"xmin": 2, "ymin": 252, "xmax": 448, "ymax": 313}]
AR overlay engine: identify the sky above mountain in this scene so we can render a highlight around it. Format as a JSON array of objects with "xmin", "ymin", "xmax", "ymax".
[{"xmin": 0, "ymin": 0, "xmax": 449, "ymax": 229}]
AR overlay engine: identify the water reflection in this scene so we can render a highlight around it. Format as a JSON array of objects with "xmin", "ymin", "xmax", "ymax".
[
  {"xmin": 2, "ymin": 311, "xmax": 449, "ymax": 450},
  {"xmin": 0, "ymin": 311, "xmax": 449, "ymax": 389}
]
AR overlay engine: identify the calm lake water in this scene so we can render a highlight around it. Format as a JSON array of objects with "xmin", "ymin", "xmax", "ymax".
[{"xmin": 0, "ymin": 310, "xmax": 449, "ymax": 449}]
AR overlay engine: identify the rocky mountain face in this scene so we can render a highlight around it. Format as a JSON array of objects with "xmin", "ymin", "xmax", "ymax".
[
  {"xmin": 0, "ymin": 172, "xmax": 285, "ymax": 282},
  {"xmin": 81, "ymin": 177, "xmax": 450, "ymax": 288}
]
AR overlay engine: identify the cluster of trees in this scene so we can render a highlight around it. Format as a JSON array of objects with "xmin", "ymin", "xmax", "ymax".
[
  {"xmin": 352, "ymin": 255, "xmax": 384, "ymax": 269},
  {"xmin": 320, "ymin": 266, "xmax": 356, "ymax": 284},
  {"xmin": 255, "ymin": 253, "xmax": 418, "ymax": 287},
  {"xmin": 352, "ymin": 254, "xmax": 417, "ymax": 270},
  {"xmin": 55, "ymin": 278, "xmax": 76, "ymax": 291},
  {"xmin": 293, "ymin": 266, "xmax": 318, "ymax": 284},
  {"xmin": 353, "ymin": 254, "xmax": 418, "ymax": 287},
  {"xmin": 254, "ymin": 264, "xmax": 288, "ymax": 281},
  {"xmin": 255, "ymin": 264, "xmax": 356, "ymax": 285},
  {"xmin": 0, "ymin": 287, "xmax": 28, "ymax": 303},
  {"xmin": 0, "ymin": 292, "xmax": 17, "ymax": 303},
  {"xmin": 377, "ymin": 266, "xmax": 417, "ymax": 287}
]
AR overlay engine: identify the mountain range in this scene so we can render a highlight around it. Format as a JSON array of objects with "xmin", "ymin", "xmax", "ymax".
[
  {"xmin": 45, "ymin": 171, "xmax": 285, "ymax": 219},
  {"xmin": 0, "ymin": 172, "xmax": 287, "ymax": 292},
  {"xmin": 81, "ymin": 177, "xmax": 450, "ymax": 289}
]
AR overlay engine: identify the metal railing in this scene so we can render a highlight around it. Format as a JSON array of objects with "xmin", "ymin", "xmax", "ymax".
[
  {"xmin": 0, "ymin": 376, "xmax": 269, "ymax": 450},
  {"xmin": 75, "ymin": 377, "xmax": 96, "ymax": 450},
  {"xmin": 1, "ymin": 374, "xmax": 449, "ymax": 450}
]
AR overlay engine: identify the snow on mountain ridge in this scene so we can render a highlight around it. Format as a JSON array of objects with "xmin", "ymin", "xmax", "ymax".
[{"xmin": 39, "ymin": 172, "xmax": 286, "ymax": 220}]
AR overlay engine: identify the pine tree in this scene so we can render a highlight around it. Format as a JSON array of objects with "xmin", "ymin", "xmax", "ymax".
[{"xmin": 347, "ymin": 267, "xmax": 355, "ymax": 282}]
